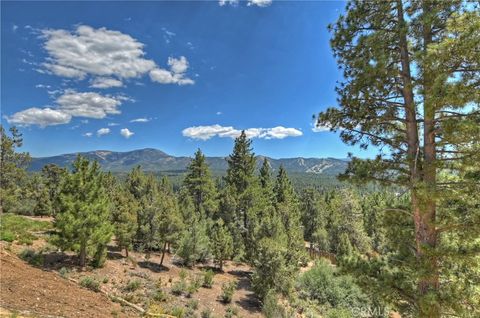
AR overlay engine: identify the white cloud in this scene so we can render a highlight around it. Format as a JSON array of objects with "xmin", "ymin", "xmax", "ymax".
[
  {"xmin": 97, "ymin": 128, "xmax": 110, "ymax": 136},
  {"xmin": 108, "ymin": 122, "xmax": 119, "ymax": 126},
  {"xmin": 13, "ymin": 24, "xmax": 19, "ymax": 32},
  {"xmin": 247, "ymin": 0, "xmax": 272, "ymax": 7},
  {"xmin": 149, "ymin": 56, "xmax": 194, "ymax": 85},
  {"xmin": 56, "ymin": 90, "xmax": 123, "ymax": 119},
  {"xmin": 182, "ymin": 125, "xmax": 302, "ymax": 140},
  {"xmin": 311, "ymin": 123, "xmax": 335, "ymax": 132},
  {"xmin": 83, "ymin": 132, "xmax": 93, "ymax": 137},
  {"xmin": 216, "ymin": 111, "xmax": 223, "ymax": 115},
  {"xmin": 219, "ymin": 0, "xmax": 239, "ymax": 6},
  {"xmin": 5, "ymin": 107, "xmax": 71, "ymax": 127},
  {"xmin": 6, "ymin": 90, "xmax": 130, "ymax": 127},
  {"xmin": 90, "ymin": 77, "xmax": 123, "ymax": 89},
  {"xmin": 130, "ymin": 118, "xmax": 149, "ymax": 123},
  {"xmin": 120, "ymin": 128, "xmax": 134, "ymax": 138},
  {"xmin": 39, "ymin": 25, "xmax": 194, "ymax": 87}
]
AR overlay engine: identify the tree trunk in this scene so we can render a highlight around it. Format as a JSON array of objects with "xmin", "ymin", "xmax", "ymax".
[
  {"xmin": 125, "ymin": 247, "xmax": 129, "ymax": 258},
  {"xmin": 79, "ymin": 240, "xmax": 87, "ymax": 267},
  {"xmin": 160, "ymin": 241, "xmax": 167, "ymax": 266},
  {"xmin": 417, "ymin": 3, "xmax": 440, "ymax": 316}
]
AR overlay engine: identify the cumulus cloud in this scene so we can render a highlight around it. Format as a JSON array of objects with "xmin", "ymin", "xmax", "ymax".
[
  {"xmin": 182, "ymin": 125, "xmax": 302, "ymax": 141},
  {"xmin": 247, "ymin": 0, "xmax": 272, "ymax": 7},
  {"xmin": 5, "ymin": 107, "xmax": 71, "ymax": 127},
  {"xmin": 40, "ymin": 25, "xmax": 194, "ymax": 86},
  {"xmin": 97, "ymin": 128, "xmax": 110, "ymax": 136},
  {"xmin": 56, "ymin": 91, "xmax": 123, "ymax": 119},
  {"xmin": 6, "ymin": 90, "xmax": 130, "ymax": 127},
  {"xmin": 120, "ymin": 128, "xmax": 134, "ymax": 138},
  {"xmin": 90, "ymin": 77, "xmax": 124, "ymax": 89},
  {"xmin": 130, "ymin": 118, "xmax": 149, "ymax": 123},
  {"xmin": 83, "ymin": 132, "xmax": 93, "ymax": 137},
  {"xmin": 149, "ymin": 56, "xmax": 194, "ymax": 85}
]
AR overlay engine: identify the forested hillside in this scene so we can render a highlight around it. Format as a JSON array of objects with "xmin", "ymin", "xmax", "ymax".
[{"xmin": 1, "ymin": 1, "xmax": 479, "ymax": 318}]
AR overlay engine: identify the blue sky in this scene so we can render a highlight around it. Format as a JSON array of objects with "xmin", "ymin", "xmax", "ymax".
[{"xmin": 1, "ymin": 0, "xmax": 375, "ymax": 159}]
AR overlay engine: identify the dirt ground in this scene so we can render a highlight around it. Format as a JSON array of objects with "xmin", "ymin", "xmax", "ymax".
[
  {"xmin": 0, "ymin": 248, "xmax": 135, "ymax": 318},
  {"xmin": 0, "ymin": 234, "xmax": 262, "ymax": 318}
]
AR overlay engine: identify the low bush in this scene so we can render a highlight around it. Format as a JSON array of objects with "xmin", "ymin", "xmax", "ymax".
[
  {"xmin": 201, "ymin": 308, "xmax": 213, "ymax": 318},
  {"xmin": 80, "ymin": 276, "xmax": 100, "ymax": 292},
  {"xmin": 169, "ymin": 306, "xmax": 185, "ymax": 318},
  {"xmin": 171, "ymin": 279, "xmax": 187, "ymax": 295},
  {"xmin": 59, "ymin": 267, "xmax": 69, "ymax": 278},
  {"xmin": 220, "ymin": 281, "xmax": 237, "ymax": 304},
  {"xmin": 124, "ymin": 279, "xmax": 142, "ymax": 292},
  {"xmin": 152, "ymin": 288, "xmax": 168, "ymax": 302},
  {"xmin": 224, "ymin": 306, "xmax": 238, "ymax": 318},
  {"xmin": 187, "ymin": 299, "xmax": 199, "ymax": 310},
  {"xmin": 202, "ymin": 269, "xmax": 215, "ymax": 288},
  {"xmin": 18, "ymin": 248, "xmax": 43, "ymax": 266},
  {"xmin": 297, "ymin": 259, "xmax": 368, "ymax": 310}
]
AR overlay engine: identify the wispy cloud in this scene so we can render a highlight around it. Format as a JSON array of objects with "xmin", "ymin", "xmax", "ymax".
[
  {"xmin": 130, "ymin": 118, "xmax": 150, "ymax": 123},
  {"xmin": 182, "ymin": 124, "xmax": 302, "ymax": 140},
  {"xmin": 247, "ymin": 0, "xmax": 272, "ymax": 7},
  {"xmin": 97, "ymin": 128, "xmax": 110, "ymax": 136},
  {"xmin": 83, "ymin": 132, "xmax": 93, "ymax": 137}
]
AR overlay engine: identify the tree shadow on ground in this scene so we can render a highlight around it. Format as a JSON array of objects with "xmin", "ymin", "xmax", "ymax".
[
  {"xmin": 138, "ymin": 260, "xmax": 169, "ymax": 273},
  {"xmin": 227, "ymin": 269, "xmax": 262, "ymax": 314},
  {"xmin": 41, "ymin": 252, "xmax": 83, "ymax": 272}
]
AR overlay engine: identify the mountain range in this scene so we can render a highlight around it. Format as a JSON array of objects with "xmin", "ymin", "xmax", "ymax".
[{"xmin": 29, "ymin": 148, "xmax": 349, "ymax": 176}]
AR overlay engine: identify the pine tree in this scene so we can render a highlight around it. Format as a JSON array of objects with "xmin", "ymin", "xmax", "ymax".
[
  {"xmin": 183, "ymin": 149, "xmax": 217, "ymax": 218},
  {"xmin": 54, "ymin": 155, "xmax": 113, "ymax": 267},
  {"xmin": 317, "ymin": 2, "xmax": 480, "ymax": 316},
  {"xmin": 273, "ymin": 166, "xmax": 305, "ymax": 266},
  {"xmin": 222, "ymin": 131, "xmax": 257, "ymax": 259},
  {"xmin": 0, "ymin": 126, "xmax": 30, "ymax": 213},
  {"xmin": 177, "ymin": 190, "xmax": 210, "ymax": 266},
  {"xmin": 41, "ymin": 164, "xmax": 67, "ymax": 216},
  {"xmin": 210, "ymin": 219, "xmax": 233, "ymax": 271},
  {"xmin": 31, "ymin": 174, "xmax": 53, "ymax": 217},
  {"xmin": 111, "ymin": 184, "xmax": 138, "ymax": 257}
]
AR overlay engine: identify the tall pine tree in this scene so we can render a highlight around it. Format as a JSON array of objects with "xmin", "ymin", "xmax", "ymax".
[{"xmin": 317, "ymin": 2, "xmax": 480, "ymax": 316}]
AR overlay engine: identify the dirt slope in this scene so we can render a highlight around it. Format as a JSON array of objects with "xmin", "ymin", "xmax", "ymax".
[{"xmin": 0, "ymin": 249, "xmax": 133, "ymax": 318}]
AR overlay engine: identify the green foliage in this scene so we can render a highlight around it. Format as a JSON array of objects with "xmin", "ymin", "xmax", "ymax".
[
  {"xmin": 262, "ymin": 290, "xmax": 289, "ymax": 318},
  {"xmin": 186, "ymin": 299, "xmax": 199, "ymax": 310},
  {"xmin": 171, "ymin": 279, "xmax": 187, "ymax": 296},
  {"xmin": 177, "ymin": 196, "xmax": 210, "ymax": 266},
  {"xmin": 325, "ymin": 308, "xmax": 352, "ymax": 318},
  {"xmin": 124, "ymin": 279, "xmax": 142, "ymax": 292},
  {"xmin": 317, "ymin": 1, "xmax": 480, "ymax": 316},
  {"xmin": 18, "ymin": 248, "xmax": 44, "ymax": 267},
  {"xmin": 252, "ymin": 238, "xmax": 293, "ymax": 300},
  {"xmin": 224, "ymin": 306, "xmax": 238, "ymax": 318},
  {"xmin": 220, "ymin": 280, "xmax": 237, "ymax": 303},
  {"xmin": 53, "ymin": 155, "xmax": 113, "ymax": 267},
  {"xmin": 0, "ymin": 213, "xmax": 52, "ymax": 244},
  {"xmin": 210, "ymin": 219, "xmax": 233, "ymax": 271},
  {"xmin": 200, "ymin": 308, "xmax": 213, "ymax": 318},
  {"xmin": 297, "ymin": 259, "xmax": 368, "ymax": 311},
  {"xmin": 79, "ymin": 276, "xmax": 100, "ymax": 292},
  {"xmin": 0, "ymin": 126, "xmax": 31, "ymax": 214},
  {"xmin": 202, "ymin": 269, "xmax": 215, "ymax": 288},
  {"xmin": 184, "ymin": 149, "xmax": 218, "ymax": 218},
  {"xmin": 110, "ymin": 184, "xmax": 138, "ymax": 256}
]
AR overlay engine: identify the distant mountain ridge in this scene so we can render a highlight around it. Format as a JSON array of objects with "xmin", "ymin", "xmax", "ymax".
[{"xmin": 29, "ymin": 148, "xmax": 348, "ymax": 176}]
